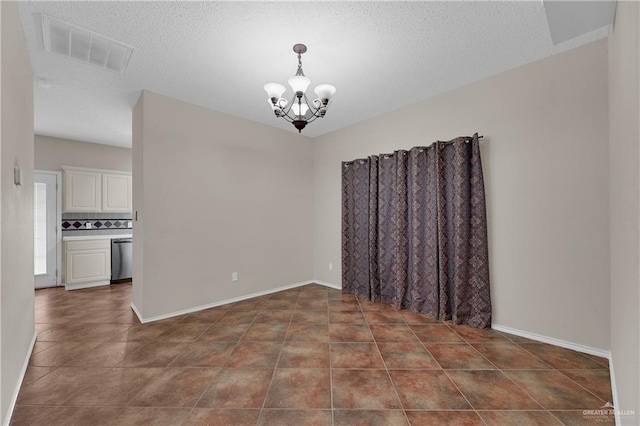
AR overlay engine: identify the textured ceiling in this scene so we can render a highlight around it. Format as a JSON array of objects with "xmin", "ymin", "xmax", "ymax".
[{"xmin": 18, "ymin": 1, "xmax": 610, "ymax": 148}]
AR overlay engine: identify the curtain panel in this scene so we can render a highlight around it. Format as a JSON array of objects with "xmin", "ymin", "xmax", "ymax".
[{"xmin": 342, "ymin": 134, "xmax": 491, "ymax": 328}]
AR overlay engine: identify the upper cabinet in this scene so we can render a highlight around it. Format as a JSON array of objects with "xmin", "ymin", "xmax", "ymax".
[
  {"xmin": 62, "ymin": 166, "xmax": 132, "ymax": 213},
  {"xmin": 102, "ymin": 173, "xmax": 132, "ymax": 212},
  {"xmin": 63, "ymin": 168, "xmax": 102, "ymax": 212}
]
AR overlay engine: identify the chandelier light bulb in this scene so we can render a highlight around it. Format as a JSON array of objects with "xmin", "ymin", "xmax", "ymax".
[{"xmin": 292, "ymin": 103, "xmax": 309, "ymax": 117}]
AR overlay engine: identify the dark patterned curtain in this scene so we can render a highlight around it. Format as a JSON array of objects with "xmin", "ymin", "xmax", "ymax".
[{"xmin": 342, "ymin": 134, "xmax": 491, "ymax": 328}]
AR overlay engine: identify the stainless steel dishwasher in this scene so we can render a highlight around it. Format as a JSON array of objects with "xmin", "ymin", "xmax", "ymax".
[{"xmin": 111, "ymin": 238, "xmax": 133, "ymax": 281}]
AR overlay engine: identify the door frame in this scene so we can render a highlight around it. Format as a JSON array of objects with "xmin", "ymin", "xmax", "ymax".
[{"xmin": 35, "ymin": 170, "xmax": 62, "ymax": 287}]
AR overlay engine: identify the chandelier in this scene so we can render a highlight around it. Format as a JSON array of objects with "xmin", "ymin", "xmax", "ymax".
[{"xmin": 264, "ymin": 44, "xmax": 336, "ymax": 133}]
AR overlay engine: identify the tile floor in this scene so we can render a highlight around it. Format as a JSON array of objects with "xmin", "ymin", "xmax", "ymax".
[{"xmin": 11, "ymin": 283, "xmax": 614, "ymax": 425}]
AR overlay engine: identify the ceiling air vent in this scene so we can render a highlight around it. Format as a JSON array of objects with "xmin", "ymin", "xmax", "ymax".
[{"xmin": 42, "ymin": 14, "xmax": 134, "ymax": 75}]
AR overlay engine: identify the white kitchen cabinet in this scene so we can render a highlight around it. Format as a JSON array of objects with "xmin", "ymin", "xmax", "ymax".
[
  {"xmin": 62, "ymin": 166, "xmax": 132, "ymax": 213},
  {"xmin": 102, "ymin": 173, "xmax": 132, "ymax": 213},
  {"xmin": 63, "ymin": 168, "xmax": 102, "ymax": 212},
  {"xmin": 64, "ymin": 239, "xmax": 111, "ymax": 289}
]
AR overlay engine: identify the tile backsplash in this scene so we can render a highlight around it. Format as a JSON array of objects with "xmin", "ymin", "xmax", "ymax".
[{"xmin": 62, "ymin": 213, "xmax": 132, "ymax": 237}]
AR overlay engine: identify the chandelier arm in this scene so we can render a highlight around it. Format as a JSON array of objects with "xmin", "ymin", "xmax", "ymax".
[
  {"xmin": 278, "ymin": 99, "xmax": 299, "ymax": 123},
  {"xmin": 279, "ymin": 111, "xmax": 295, "ymax": 123},
  {"xmin": 276, "ymin": 96, "xmax": 292, "ymax": 113},
  {"xmin": 307, "ymin": 108, "xmax": 323, "ymax": 119},
  {"xmin": 305, "ymin": 106, "xmax": 324, "ymax": 121},
  {"xmin": 279, "ymin": 97, "xmax": 293, "ymax": 114},
  {"xmin": 302, "ymin": 93, "xmax": 321, "ymax": 115},
  {"xmin": 306, "ymin": 114, "xmax": 322, "ymax": 124}
]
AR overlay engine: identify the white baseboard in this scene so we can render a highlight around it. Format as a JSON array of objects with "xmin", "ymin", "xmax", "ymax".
[
  {"xmin": 313, "ymin": 280, "xmax": 342, "ymax": 290},
  {"xmin": 609, "ymin": 357, "xmax": 621, "ymax": 425},
  {"xmin": 65, "ymin": 280, "xmax": 110, "ymax": 291},
  {"xmin": 495, "ymin": 324, "xmax": 624, "ymax": 422},
  {"xmin": 133, "ymin": 280, "xmax": 315, "ymax": 323},
  {"xmin": 491, "ymin": 324, "xmax": 611, "ymax": 359},
  {"xmin": 3, "ymin": 332, "xmax": 37, "ymax": 426},
  {"xmin": 130, "ymin": 301, "xmax": 144, "ymax": 324},
  {"xmin": 130, "ymin": 280, "xmax": 342, "ymax": 323}
]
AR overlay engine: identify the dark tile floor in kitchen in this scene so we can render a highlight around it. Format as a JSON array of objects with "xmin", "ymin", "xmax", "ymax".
[{"xmin": 11, "ymin": 283, "xmax": 614, "ymax": 425}]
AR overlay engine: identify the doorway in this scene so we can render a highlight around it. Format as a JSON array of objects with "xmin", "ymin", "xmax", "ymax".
[{"xmin": 34, "ymin": 171, "xmax": 61, "ymax": 288}]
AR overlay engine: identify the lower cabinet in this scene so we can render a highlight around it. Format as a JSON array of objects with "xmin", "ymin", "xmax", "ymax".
[{"xmin": 64, "ymin": 239, "xmax": 111, "ymax": 289}]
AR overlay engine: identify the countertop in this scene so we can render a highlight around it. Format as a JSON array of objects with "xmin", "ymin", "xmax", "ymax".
[{"xmin": 62, "ymin": 234, "xmax": 132, "ymax": 242}]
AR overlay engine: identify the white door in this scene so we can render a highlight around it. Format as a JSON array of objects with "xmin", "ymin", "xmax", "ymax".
[{"xmin": 34, "ymin": 172, "xmax": 59, "ymax": 288}]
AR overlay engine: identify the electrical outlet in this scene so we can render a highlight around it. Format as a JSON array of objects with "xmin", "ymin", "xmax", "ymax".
[
  {"xmin": 85, "ymin": 222, "xmax": 92, "ymax": 229},
  {"xmin": 329, "ymin": 263, "xmax": 333, "ymax": 271},
  {"xmin": 232, "ymin": 272, "xmax": 238, "ymax": 282}
]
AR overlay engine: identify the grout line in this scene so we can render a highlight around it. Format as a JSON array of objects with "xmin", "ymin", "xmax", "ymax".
[
  {"xmin": 258, "ymin": 289, "xmax": 300, "ymax": 422},
  {"xmin": 358, "ymin": 296, "xmax": 412, "ymax": 426},
  {"xmin": 547, "ymin": 409, "xmax": 573, "ymax": 425},
  {"xmin": 434, "ymin": 363, "xmax": 481, "ymax": 422},
  {"xmin": 553, "ymin": 369, "xmax": 610, "ymax": 405},
  {"xmin": 409, "ymin": 315, "xmax": 485, "ymax": 424},
  {"xmin": 509, "ymin": 342, "xmax": 611, "ymax": 405},
  {"xmin": 187, "ymin": 299, "xmax": 266, "ymax": 420},
  {"xmin": 328, "ymin": 293, "xmax": 335, "ymax": 426},
  {"xmin": 446, "ymin": 325, "xmax": 564, "ymax": 417}
]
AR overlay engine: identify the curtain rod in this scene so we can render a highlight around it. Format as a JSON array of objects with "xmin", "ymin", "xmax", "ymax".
[
  {"xmin": 343, "ymin": 135, "xmax": 485, "ymax": 166},
  {"xmin": 437, "ymin": 135, "xmax": 484, "ymax": 144}
]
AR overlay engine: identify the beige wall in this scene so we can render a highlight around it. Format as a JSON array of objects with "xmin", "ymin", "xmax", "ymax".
[
  {"xmin": 0, "ymin": 1, "xmax": 35, "ymax": 423},
  {"xmin": 35, "ymin": 135, "xmax": 131, "ymax": 172},
  {"xmin": 608, "ymin": 2, "xmax": 640, "ymax": 422},
  {"xmin": 133, "ymin": 91, "xmax": 313, "ymax": 319},
  {"xmin": 313, "ymin": 40, "xmax": 610, "ymax": 351}
]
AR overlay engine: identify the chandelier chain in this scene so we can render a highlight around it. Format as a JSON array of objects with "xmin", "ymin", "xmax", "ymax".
[{"xmin": 296, "ymin": 53, "xmax": 304, "ymax": 77}]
